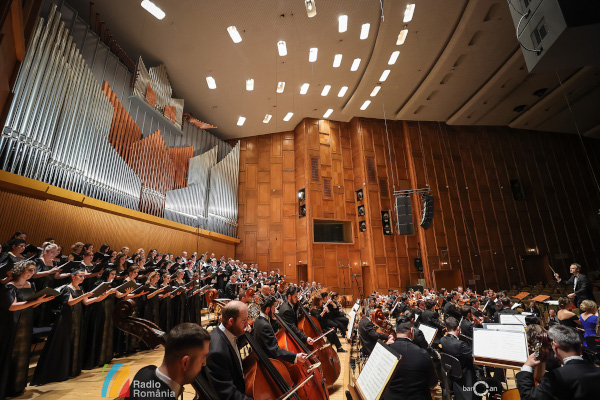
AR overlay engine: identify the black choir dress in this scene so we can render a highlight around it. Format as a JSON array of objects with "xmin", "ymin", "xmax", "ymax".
[
  {"xmin": 99, "ymin": 290, "xmax": 116, "ymax": 366},
  {"xmin": 142, "ymin": 286, "xmax": 161, "ymax": 326},
  {"xmin": 159, "ymin": 285, "xmax": 172, "ymax": 332},
  {"xmin": 172, "ymin": 280, "xmax": 186, "ymax": 327},
  {"xmin": 31, "ymin": 285, "xmax": 84, "ymax": 385},
  {"xmin": 33, "ymin": 258, "xmax": 57, "ymax": 327},
  {"xmin": 81, "ymin": 281, "xmax": 109, "ymax": 370},
  {"xmin": 0, "ymin": 284, "xmax": 16, "ymax": 400}
]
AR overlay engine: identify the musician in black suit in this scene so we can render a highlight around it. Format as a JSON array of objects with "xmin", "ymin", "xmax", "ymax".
[
  {"xmin": 516, "ymin": 325, "xmax": 600, "ymax": 399},
  {"xmin": 204, "ymin": 301, "xmax": 252, "ymax": 400},
  {"xmin": 404, "ymin": 309, "xmax": 429, "ymax": 350},
  {"xmin": 493, "ymin": 297, "xmax": 520, "ymax": 323},
  {"xmin": 253, "ymin": 296, "xmax": 307, "ymax": 364},
  {"xmin": 554, "ymin": 263, "xmax": 594, "ymax": 308},
  {"xmin": 224, "ymin": 275, "xmax": 240, "ymax": 300},
  {"xmin": 421, "ymin": 300, "xmax": 445, "ymax": 345},
  {"xmin": 358, "ymin": 310, "xmax": 394, "ymax": 354},
  {"xmin": 383, "ymin": 316, "xmax": 438, "ymax": 400},
  {"xmin": 526, "ymin": 301, "xmax": 541, "ymax": 317},
  {"xmin": 278, "ymin": 286, "xmax": 315, "ymax": 346},
  {"xmin": 443, "ymin": 292, "xmax": 462, "ymax": 320},
  {"xmin": 440, "ymin": 317, "xmax": 475, "ymax": 400},
  {"xmin": 128, "ymin": 323, "xmax": 212, "ymax": 400}
]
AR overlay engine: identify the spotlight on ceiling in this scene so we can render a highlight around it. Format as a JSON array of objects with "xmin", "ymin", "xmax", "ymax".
[
  {"xmin": 356, "ymin": 188, "xmax": 364, "ymax": 202},
  {"xmin": 359, "ymin": 220, "xmax": 367, "ymax": 232},
  {"xmin": 305, "ymin": 0, "xmax": 317, "ymax": 18},
  {"xmin": 403, "ymin": 4, "xmax": 415, "ymax": 23},
  {"xmin": 351, "ymin": 58, "xmax": 361, "ymax": 71},
  {"xmin": 360, "ymin": 100, "xmax": 371, "ymax": 110},
  {"xmin": 309, "ymin": 47, "xmax": 318, "ymax": 62},
  {"xmin": 321, "ymin": 85, "xmax": 331, "ymax": 96},
  {"xmin": 300, "ymin": 83, "xmax": 310, "ymax": 95},
  {"xmin": 360, "ymin": 23, "xmax": 370, "ymax": 40},
  {"xmin": 277, "ymin": 81, "xmax": 286, "ymax": 93},
  {"xmin": 141, "ymin": 0, "xmax": 165, "ymax": 20},
  {"xmin": 237, "ymin": 116, "xmax": 246, "ymax": 126},
  {"xmin": 298, "ymin": 188, "xmax": 306, "ymax": 202},
  {"xmin": 227, "ymin": 26, "xmax": 242, "ymax": 43},
  {"xmin": 388, "ymin": 51, "xmax": 400, "ymax": 65},
  {"xmin": 323, "ymin": 109, "xmax": 333, "ymax": 118},
  {"xmin": 370, "ymin": 86, "xmax": 381, "ymax": 97},
  {"xmin": 284, "ymin": 112, "xmax": 294, "ymax": 121},
  {"xmin": 338, "ymin": 86, "xmax": 348, "ymax": 97},
  {"xmin": 379, "ymin": 69, "xmax": 391, "ymax": 82},
  {"xmin": 263, "ymin": 114, "xmax": 272, "ymax": 124},
  {"xmin": 338, "ymin": 15, "xmax": 348, "ymax": 32},
  {"xmin": 206, "ymin": 76, "xmax": 216, "ymax": 89},
  {"xmin": 277, "ymin": 40, "xmax": 287, "ymax": 56},
  {"xmin": 246, "ymin": 78, "xmax": 254, "ymax": 91},
  {"xmin": 397, "ymin": 29, "xmax": 408, "ymax": 45},
  {"xmin": 333, "ymin": 54, "xmax": 343, "ymax": 68}
]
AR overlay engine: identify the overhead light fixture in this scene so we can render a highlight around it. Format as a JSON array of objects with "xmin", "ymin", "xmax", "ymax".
[
  {"xmin": 237, "ymin": 116, "xmax": 246, "ymax": 126},
  {"xmin": 263, "ymin": 114, "xmax": 272, "ymax": 123},
  {"xmin": 309, "ymin": 47, "xmax": 318, "ymax": 62},
  {"xmin": 370, "ymin": 86, "xmax": 381, "ymax": 97},
  {"xmin": 388, "ymin": 51, "xmax": 400, "ymax": 65},
  {"xmin": 338, "ymin": 86, "xmax": 348, "ymax": 97},
  {"xmin": 321, "ymin": 85, "xmax": 331, "ymax": 96},
  {"xmin": 298, "ymin": 188, "xmax": 306, "ymax": 201},
  {"xmin": 403, "ymin": 4, "xmax": 415, "ymax": 23},
  {"xmin": 305, "ymin": 0, "xmax": 317, "ymax": 18},
  {"xmin": 284, "ymin": 112, "xmax": 294, "ymax": 121},
  {"xmin": 333, "ymin": 54, "xmax": 342, "ymax": 68},
  {"xmin": 206, "ymin": 76, "xmax": 216, "ymax": 89},
  {"xmin": 246, "ymin": 78, "xmax": 254, "ymax": 91},
  {"xmin": 227, "ymin": 26, "xmax": 242, "ymax": 43},
  {"xmin": 360, "ymin": 100, "xmax": 371, "ymax": 110},
  {"xmin": 277, "ymin": 81, "xmax": 285, "ymax": 93},
  {"xmin": 323, "ymin": 109, "xmax": 333, "ymax": 118},
  {"xmin": 397, "ymin": 29, "xmax": 408, "ymax": 45},
  {"xmin": 338, "ymin": 15, "xmax": 348, "ymax": 32},
  {"xmin": 277, "ymin": 40, "xmax": 287, "ymax": 56},
  {"xmin": 300, "ymin": 83, "xmax": 310, "ymax": 94},
  {"xmin": 379, "ymin": 69, "xmax": 391, "ymax": 82},
  {"xmin": 351, "ymin": 58, "xmax": 361, "ymax": 71},
  {"xmin": 141, "ymin": 0, "xmax": 165, "ymax": 20},
  {"xmin": 360, "ymin": 23, "xmax": 370, "ymax": 40}
]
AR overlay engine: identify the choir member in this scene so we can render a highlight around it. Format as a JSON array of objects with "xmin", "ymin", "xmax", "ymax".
[
  {"xmin": 1, "ymin": 261, "xmax": 55, "ymax": 397},
  {"xmin": 159, "ymin": 272, "xmax": 175, "ymax": 332},
  {"xmin": 143, "ymin": 271, "xmax": 166, "ymax": 326},
  {"xmin": 171, "ymin": 269, "xmax": 189, "ymax": 326},
  {"xmin": 67, "ymin": 242, "xmax": 84, "ymax": 262},
  {"xmin": 0, "ymin": 238, "xmax": 26, "ymax": 283}
]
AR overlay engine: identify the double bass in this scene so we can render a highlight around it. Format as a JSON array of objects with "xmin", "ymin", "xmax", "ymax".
[{"xmin": 297, "ymin": 304, "xmax": 341, "ymax": 387}]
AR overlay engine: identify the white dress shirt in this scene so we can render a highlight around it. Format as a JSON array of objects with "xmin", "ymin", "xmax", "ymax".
[
  {"xmin": 155, "ymin": 367, "xmax": 183, "ymax": 398},
  {"xmin": 219, "ymin": 323, "xmax": 243, "ymax": 370}
]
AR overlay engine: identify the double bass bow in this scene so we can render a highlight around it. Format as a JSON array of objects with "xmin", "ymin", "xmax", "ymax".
[{"xmin": 113, "ymin": 299, "xmax": 219, "ymax": 400}]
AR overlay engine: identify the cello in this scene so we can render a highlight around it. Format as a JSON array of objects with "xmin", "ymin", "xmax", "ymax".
[
  {"xmin": 274, "ymin": 313, "xmax": 330, "ymax": 399},
  {"xmin": 297, "ymin": 303, "xmax": 341, "ymax": 387},
  {"xmin": 113, "ymin": 299, "xmax": 219, "ymax": 400}
]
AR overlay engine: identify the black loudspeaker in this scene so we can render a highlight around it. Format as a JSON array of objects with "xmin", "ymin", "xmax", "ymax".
[
  {"xmin": 420, "ymin": 194, "xmax": 434, "ymax": 230},
  {"xmin": 358, "ymin": 220, "xmax": 367, "ymax": 232},
  {"xmin": 413, "ymin": 258, "xmax": 423, "ymax": 272},
  {"xmin": 510, "ymin": 179, "xmax": 525, "ymax": 201},
  {"xmin": 396, "ymin": 196, "xmax": 414, "ymax": 235},
  {"xmin": 356, "ymin": 189, "xmax": 364, "ymax": 202},
  {"xmin": 381, "ymin": 210, "xmax": 392, "ymax": 235},
  {"xmin": 357, "ymin": 205, "xmax": 365, "ymax": 216}
]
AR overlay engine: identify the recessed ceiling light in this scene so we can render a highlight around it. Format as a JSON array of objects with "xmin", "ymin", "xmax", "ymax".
[
  {"xmin": 338, "ymin": 15, "xmax": 348, "ymax": 32},
  {"xmin": 284, "ymin": 112, "xmax": 294, "ymax": 121},
  {"xmin": 360, "ymin": 23, "xmax": 370, "ymax": 40},
  {"xmin": 321, "ymin": 85, "xmax": 331, "ymax": 96},
  {"xmin": 141, "ymin": 0, "xmax": 165, "ymax": 20},
  {"xmin": 237, "ymin": 116, "xmax": 246, "ymax": 126},
  {"xmin": 370, "ymin": 86, "xmax": 381, "ymax": 97},
  {"xmin": 333, "ymin": 54, "xmax": 343, "ymax": 68},
  {"xmin": 206, "ymin": 76, "xmax": 216, "ymax": 89},
  {"xmin": 351, "ymin": 58, "xmax": 361, "ymax": 71},
  {"xmin": 277, "ymin": 81, "xmax": 285, "ymax": 93},
  {"xmin": 305, "ymin": 0, "xmax": 317, "ymax": 18},
  {"xmin": 360, "ymin": 100, "xmax": 371, "ymax": 110},
  {"xmin": 388, "ymin": 51, "xmax": 400, "ymax": 65},
  {"xmin": 263, "ymin": 114, "xmax": 272, "ymax": 123},
  {"xmin": 397, "ymin": 29, "xmax": 408, "ymax": 45},
  {"xmin": 379, "ymin": 69, "xmax": 391, "ymax": 82},
  {"xmin": 227, "ymin": 26, "xmax": 242, "ymax": 43},
  {"xmin": 300, "ymin": 83, "xmax": 310, "ymax": 94},
  {"xmin": 246, "ymin": 79, "xmax": 254, "ymax": 91},
  {"xmin": 277, "ymin": 41, "xmax": 287, "ymax": 56},
  {"xmin": 338, "ymin": 86, "xmax": 348, "ymax": 97},
  {"xmin": 403, "ymin": 4, "xmax": 415, "ymax": 23},
  {"xmin": 323, "ymin": 109, "xmax": 333, "ymax": 118},
  {"xmin": 309, "ymin": 48, "xmax": 318, "ymax": 62}
]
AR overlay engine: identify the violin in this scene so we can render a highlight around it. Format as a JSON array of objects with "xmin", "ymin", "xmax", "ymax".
[
  {"xmin": 113, "ymin": 299, "xmax": 219, "ymax": 400},
  {"xmin": 297, "ymin": 305, "xmax": 341, "ymax": 388}
]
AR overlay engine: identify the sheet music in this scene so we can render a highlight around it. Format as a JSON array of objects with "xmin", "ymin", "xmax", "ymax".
[
  {"xmin": 352, "ymin": 301, "xmax": 360, "ymax": 312},
  {"xmin": 511, "ymin": 303, "xmax": 521, "ymax": 310},
  {"xmin": 483, "ymin": 323, "xmax": 526, "ymax": 333},
  {"xmin": 419, "ymin": 324, "xmax": 437, "ymax": 346},
  {"xmin": 356, "ymin": 342, "xmax": 400, "ymax": 400},
  {"xmin": 499, "ymin": 314, "xmax": 527, "ymax": 325},
  {"xmin": 347, "ymin": 310, "xmax": 357, "ymax": 340},
  {"xmin": 473, "ymin": 328, "xmax": 528, "ymax": 363},
  {"xmin": 545, "ymin": 300, "xmax": 559, "ymax": 306}
]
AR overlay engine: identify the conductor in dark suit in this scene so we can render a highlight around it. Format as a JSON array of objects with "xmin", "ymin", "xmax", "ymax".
[
  {"xmin": 128, "ymin": 323, "xmax": 212, "ymax": 400},
  {"xmin": 253, "ymin": 296, "xmax": 308, "ymax": 364},
  {"xmin": 440, "ymin": 317, "xmax": 475, "ymax": 400},
  {"xmin": 278, "ymin": 286, "xmax": 315, "ymax": 346},
  {"xmin": 554, "ymin": 263, "xmax": 594, "ymax": 308},
  {"xmin": 204, "ymin": 301, "xmax": 252, "ymax": 400},
  {"xmin": 383, "ymin": 316, "xmax": 438, "ymax": 400},
  {"xmin": 516, "ymin": 324, "xmax": 600, "ymax": 399}
]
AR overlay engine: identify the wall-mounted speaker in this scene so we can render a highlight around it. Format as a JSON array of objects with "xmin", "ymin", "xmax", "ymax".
[
  {"xmin": 359, "ymin": 220, "xmax": 367, "ymax": 232},
  {"xmin": 382, "ymin": 210, "xmax": 392, "ymax": 235},
  {"xmin": 414, "ymin": 257, "xmax": 423, "ymax": 272},
  {"xmin": 420, "ymin": 193, "xmax": 434, "ymax": 230},
  {"xmin": 510, "ymin": 179, "xmax": 525, "ymax": 201},
  {"xmin": 357, "ymin": 205, "xmax": 365, "ymax": 216},
  {"xmin": 396, "ymin": 195, "xmax": 414, "ymax": 235},
  {"xmin": 356, "ymin": 189, "xmax": 364, "ymax": 202}
]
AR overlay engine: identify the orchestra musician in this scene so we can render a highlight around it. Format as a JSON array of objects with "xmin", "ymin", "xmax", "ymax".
[
  {"xmin": 458, "ymin": 305, "xmax": 481, "ymax": 339},
  {"xmin": 310, "ymin": 296, "xmax": 346, "ymax": 353},
  {"xmin": 277, "ymin": 286, "xmax": 315, "ymax": 346},
  {"xmin": 439, "ymin": 317, "xmax": 475, "ymax": 400},
  {"xmin": 442, "ymin": 291, "xmax": 462, "ymax": 320},
  {"xmin": 326, "ymin": 292, "xmax": 349, "ymax": 337},
  {"xmin": 127, "ymin": 323, "xmax": 212, "ymax": 400},
  {"xmin": 357, "ymin": 310, "xmax": 394, "ymax": 354},
  {"xmin": 493, "ymin": 297, "xmax": 520, "ymax": 323},
  {"xmin": 204, "ymin": 301, "xmax": 252, "ymax": 400},
  {"xmin": 554, "ymin": 263, "xmax": 595, "ymax": 308}
]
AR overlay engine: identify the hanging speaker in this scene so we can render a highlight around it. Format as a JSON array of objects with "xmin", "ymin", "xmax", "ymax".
[
  {"xmin": 420, "ymin": 193, "xmax": 434, "ymax": 230},
  {"xmin": 396, "ymin": 195, "xmax": 414, "ymax": 235},
  {"xmin": 414, "ymin": 257, "xmax": 423, "ymax": 272}
]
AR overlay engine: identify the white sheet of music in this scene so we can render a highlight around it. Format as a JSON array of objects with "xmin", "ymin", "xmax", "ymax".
[
  {"xmin": 483, "ymin": 323, "xmax": 526, "ymax": 333},
  {"xmin": 356, "ymin": 342, "xmax": 400, "ymax": 400},
  {"xmin": 473, "ymin": 328, "xmax": 528, "ymax": 363},
  {"xmin": 347, "ymin": 310, "xmax": 357, "ymax": 340},
  {"xmin": 499, "ymin": 314, "xmax": 527, "ymax": 325},
  {"xmin": 419, "ymin": 324, "xmax": 437, "ymax": 346}
]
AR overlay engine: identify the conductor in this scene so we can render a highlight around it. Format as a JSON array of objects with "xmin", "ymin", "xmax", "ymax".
[{"xmin": 554, "ymin": 263, "xmax": 594, "ymax": 308}]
